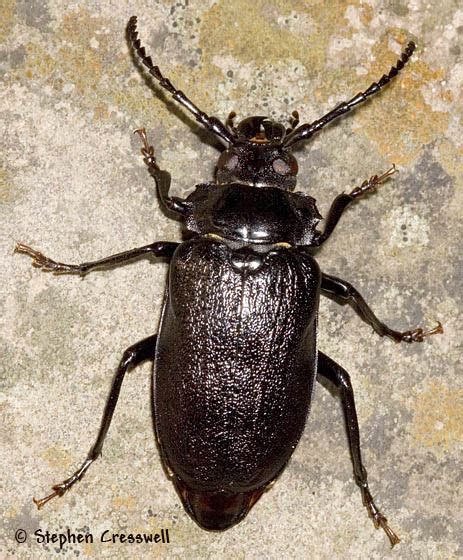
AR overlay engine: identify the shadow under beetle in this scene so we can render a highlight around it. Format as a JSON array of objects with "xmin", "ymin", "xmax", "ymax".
[{"xmin": 16, "ymin": 16, "xmax": 444, "ymax": 546}]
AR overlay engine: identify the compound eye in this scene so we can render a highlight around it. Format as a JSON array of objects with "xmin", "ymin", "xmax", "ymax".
[
  {"xmin": 272, "ymin": 157, "xmax": 298, "ymax": 176},
  {"xmin": 217, "ymin": 151, "xmax": 239, "ymax": 171},
  {"xmin": 272, "ymin": 158, "xmax": 290, "ymax": 175}
]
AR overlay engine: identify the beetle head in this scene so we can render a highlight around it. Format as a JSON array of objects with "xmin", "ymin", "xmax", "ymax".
[{"xmin": 216, "ymin": 116, "xmax": 298, "ymax": 190}]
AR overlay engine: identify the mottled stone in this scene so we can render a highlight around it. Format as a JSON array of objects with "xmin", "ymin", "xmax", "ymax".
[{"xmin": 1, "ymin": 1, "xmax": 461, "ymax": 559}]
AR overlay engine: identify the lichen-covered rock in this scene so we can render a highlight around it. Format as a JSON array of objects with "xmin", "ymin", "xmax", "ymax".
[{"xmin": 1, "ymin": 2, "xmax": 461, "ymax": 558}]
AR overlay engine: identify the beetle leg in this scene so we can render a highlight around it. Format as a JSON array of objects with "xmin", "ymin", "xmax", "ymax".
[
  {"xmin": 14, "ymin": 241, "xmax": 178, "ymax": 276},
  {"xmin": 313, "ymin": 166, "xmax": 397, "ymax": 246},
  {"xmin": 33, "ymin": 334, "xmax": 157, "ymax": 509},
  {"xmin": 311, "ymin": 193, "xmax": 354, "ymax": 246},
  {"xmin": 133, "ymin": 128, "xmax": 189, "ymax": 217},
  {"xmin": 317, "ymin": 351, "xmax": 400, "ymax": 548},
  {"xmin": 320, "ymin": 273, "xmax": 443, "ymax": 343},
  {"xmin": 350, "ymin": 165, "xmax": 397, "ymax": 199}
]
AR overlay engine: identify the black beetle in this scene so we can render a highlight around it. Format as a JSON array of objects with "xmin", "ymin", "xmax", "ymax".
[{"xmin": 16, "ymin": 16, "xmax": 443, "ymax": 546}]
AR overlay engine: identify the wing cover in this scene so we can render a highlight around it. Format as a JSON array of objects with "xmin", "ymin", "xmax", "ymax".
[{"xmin": 154, "ymin": 238, "xmax": 320, "ymax": 492}]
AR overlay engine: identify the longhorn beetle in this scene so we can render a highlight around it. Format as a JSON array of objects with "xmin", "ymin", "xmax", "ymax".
[{"xmin": 16, "ymin": 16, "xmax": 443, "ymax": 546}]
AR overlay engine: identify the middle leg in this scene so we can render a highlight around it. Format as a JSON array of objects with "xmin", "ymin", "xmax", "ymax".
[
  {"xmin": 15, "ymin": 241, "xmax": 178, "ymax": 275},
  {"xmin": 321, "ymin": 272, "xmax": 443, "ymax": 343}
]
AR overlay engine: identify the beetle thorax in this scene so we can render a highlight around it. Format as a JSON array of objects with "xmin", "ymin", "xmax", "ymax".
[{"xmin": 184, "ymin": 183, "xmax": 321, "ymax": 246}]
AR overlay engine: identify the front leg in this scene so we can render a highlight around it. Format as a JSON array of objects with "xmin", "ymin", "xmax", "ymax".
[
  {"xmin": 15, "ymin": 241, "xmax": 178, "ymax": 275},
  {"xmin": 134, "ymin": 128, "xmax": 188, "ymax": 217},
  {"xmin": 321, "ymin": 272, "xmax": 443, "ymax": 343},
  {"xmin": 313, "ymin": 165, "xmax": 397, "ymax": 247}
]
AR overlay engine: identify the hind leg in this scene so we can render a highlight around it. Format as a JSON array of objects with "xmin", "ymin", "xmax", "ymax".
[
  {"xmin": 33, "ymin": 334, "xmax": 157, "ymax": 508},
  {"xmin": 317, "ymin": 351, "xmax": 400, "ymax": 547}
]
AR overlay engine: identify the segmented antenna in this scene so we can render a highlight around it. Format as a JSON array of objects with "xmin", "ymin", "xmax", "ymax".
[
  {"xmin": 284, "ymin": 41, "xmax": 417, "ymax": 148},
  {"xmin": 127, "ymin": 16, "xmax": 235, "ymax": 145}
]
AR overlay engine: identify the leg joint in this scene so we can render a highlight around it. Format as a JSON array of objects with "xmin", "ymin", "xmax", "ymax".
[
  {"xmin": 344, "ymin": 283, "xmax": 360, "ymax": 302},
  {"xmin": 121, "ymin": 348, "xmax": 137, "ymax": 368},
  {"xmin": 336, "ymin": 368, "xmax": 352, "ymax": 392}
]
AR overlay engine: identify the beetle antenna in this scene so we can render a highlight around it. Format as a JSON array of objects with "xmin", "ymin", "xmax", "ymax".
[
  {"xmin": 284, "ymin": 41, "xmax": 416, "ymax": 148},
  {"xmin": 127, "ymin": 16, "xmax": 236, "ymax": 146}
]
